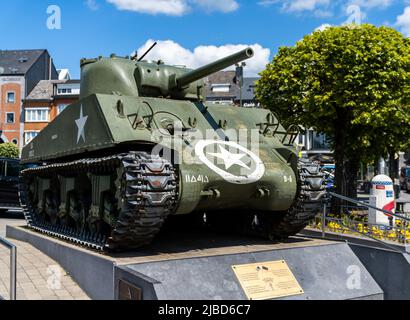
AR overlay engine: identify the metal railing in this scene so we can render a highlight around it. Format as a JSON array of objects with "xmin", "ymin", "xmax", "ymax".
[
  {"xmin": 0, "ymin": 236, "xmax": 17, "ymax": 300},
  {"xmin": 320, "ymin": 192, "xmax": 410, "ymax": 253}
]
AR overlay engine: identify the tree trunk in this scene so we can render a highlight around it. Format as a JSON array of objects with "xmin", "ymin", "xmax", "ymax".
[
  {"xmin": 388, "ymin": 149, "xmax": 397, "ymax": 181},
  {"xmin": 333, "ymin": 127, "xmax": 346, "ymax": 214},
  {"xmin": 333, "ymin": 127, "xmax": 360, "ymax": 214},
  {"xmin": 345, "ymin": 156, "xmax": 360, "ymax": 199},
  {"xmin": 373, "ymin": 158, "xmax": 379, "ymax": 176}
]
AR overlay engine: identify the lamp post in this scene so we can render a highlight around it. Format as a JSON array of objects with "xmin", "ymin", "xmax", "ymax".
[{"xmin": 236, "ymin": 62, "xmax": 246, "ymax": 108}]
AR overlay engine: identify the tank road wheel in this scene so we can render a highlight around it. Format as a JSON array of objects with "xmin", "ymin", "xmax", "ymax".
[
  {"xmin": 68, "ymin": 192, "xmax": 87, "ymax": 233},
  {"xmin": 43, "ymin": 190, "xmax": 59, "ymax": 226}
]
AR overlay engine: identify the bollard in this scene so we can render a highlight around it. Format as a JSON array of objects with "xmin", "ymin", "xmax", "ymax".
[
  {"xmin": 322, "ymin": 201, "xmax": 327, "ymax": 238},
  {"xmin": 0, "ymin": 237, "xmax": 17, "ymax": 300},
  {"xmin": 10, "ymin": 246, "xmax": 16, "ymax": 300}
]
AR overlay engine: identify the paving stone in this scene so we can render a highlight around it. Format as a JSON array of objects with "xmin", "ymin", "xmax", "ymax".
[{"xmin": 0, "ymin": 226, "xmax": 90, "ymax": 301}]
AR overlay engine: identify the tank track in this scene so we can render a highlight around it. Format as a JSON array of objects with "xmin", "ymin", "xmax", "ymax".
[
  {"xmin": 206, "ymin": 159, "xmax": 326, "ymax": 239},
  {"xmin": 19, "ymin": 152, "xmax": 177, "ymax": 251},
  {"xmin": 257, "ymin": 158, "xmax": 327, "ymax": 239}
]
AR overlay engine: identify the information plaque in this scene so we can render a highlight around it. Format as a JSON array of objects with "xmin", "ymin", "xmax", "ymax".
[{"xmin": 232, "ymin": 260, "xmax": 304, "ymax": 300}]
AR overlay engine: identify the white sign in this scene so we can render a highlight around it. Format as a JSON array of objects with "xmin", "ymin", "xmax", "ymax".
[{"xmin": 195, "ymin": 140, "xmax": 265, "ymax": 185}]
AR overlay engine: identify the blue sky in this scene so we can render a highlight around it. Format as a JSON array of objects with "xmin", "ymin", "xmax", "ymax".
[{"xmin": 1, "ymin": 0, "xmax": 410, "ymax": 78}]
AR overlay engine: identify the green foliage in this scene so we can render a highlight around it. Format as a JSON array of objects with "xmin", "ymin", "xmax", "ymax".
[
  {"xmin": 255, "ymin": 24, "xmax": 410, "ymax": 163},
  {"xmin": 0, "ymin": 143, "xmax": 20, "ymax": 159}
]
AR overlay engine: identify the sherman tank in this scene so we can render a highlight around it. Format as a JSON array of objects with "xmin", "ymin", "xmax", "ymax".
[{"xmin": 19, "ymin": 46, "xmax": 326, "ymax": 251}]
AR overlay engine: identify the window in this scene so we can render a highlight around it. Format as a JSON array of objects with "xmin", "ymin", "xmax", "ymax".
[
  {"xmin": 5, "ymin": 161, "xmax": 20, "ymax": 177},
  {"xmin": 58, "ymin": 88, "xmax": 72, "ymax": 94},
  {"xmin": 298, "ymin": 134, "xmax": 304, "ymax": 145},
  {"xmin": 57, "ymin": 104, "xmax": 69, "ymax": 114},
  {"xmin": 25, "ymin": 108, "xmax": 49, "ymax": 122},
  {"xmin": 211, "ymin": 84, "xmax": 230, "ymax": 93},
  {"xmin": 6, "ymin": 113, "xmax": 14, "ymax": 124},
  {"xmin": 311, "ymin": 131, "xmax": 330, "ymax": 150},
  {"xmin": 7, "ymin": 92, "xmax": 15, "ymax": 103},
  {"xmin": 24, "ymin": 131, "xmax": 38, "ymax": 145}
]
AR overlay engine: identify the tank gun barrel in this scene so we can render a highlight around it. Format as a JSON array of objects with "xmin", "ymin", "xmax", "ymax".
[{"xmin": 173, "ymin": 47, "xmax": 254, "ymax": 89}]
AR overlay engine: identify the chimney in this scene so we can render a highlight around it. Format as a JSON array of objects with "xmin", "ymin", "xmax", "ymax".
[{"xmin": 49, "ymin": 56, "xmax": 52, "ymax": 80}]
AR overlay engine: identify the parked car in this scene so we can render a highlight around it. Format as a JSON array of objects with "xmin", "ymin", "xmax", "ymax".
[
  {"xmin": 321, "ymin": 164, "xmax": 335, "ymax": 192},
  {"xmin": 400, "ymin": 166, "xmax": 410, "ymax": 192},
  {"xmin": 0, "ymin": 158, "xmax": 23, "ymax": 214}
]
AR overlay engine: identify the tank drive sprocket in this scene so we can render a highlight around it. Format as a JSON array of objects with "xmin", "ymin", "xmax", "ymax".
[{"xmin": 19, "ymin": 152, "xmax": 178, "ymax": 251}]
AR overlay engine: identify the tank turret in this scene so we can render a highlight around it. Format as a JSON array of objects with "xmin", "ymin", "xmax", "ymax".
[{"xmin": 79, "ymin": 48, "xmax": 254, "ymax": 101}]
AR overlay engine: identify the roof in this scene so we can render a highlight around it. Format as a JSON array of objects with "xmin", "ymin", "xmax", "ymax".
[
  {"xmin": 0, "ymin": 49, "xmax": 47, "ymax": 76},
  {"xmin": 57, "ymin": 69, "xmax": 71, "ymax": 80},
  {"xmin": 25, "ymin": 80, "xmax": 66, "ymax": 101},
  {"xmin": 64, "ymin": 79, "xmax": 81, "ymax": 84},
  {"xmin": 205, "ymin": 71, "xmax": 239, "ymax": 99},
  {"xmin": 205, "ymin": 71, "xmax": 259, "ymax": 102},
  {"xmin": 240, "ymin": 77, "xmax": 259, "ymax": 101}
]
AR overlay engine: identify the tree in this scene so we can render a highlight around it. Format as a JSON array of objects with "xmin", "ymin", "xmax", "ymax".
[
  {"xmin": 255, "ymin": 24, "xmax": 410, "ymax": 200},
  {"xmin": 0, "ymin": 143, "xmax": 20, "ymax": 158}
]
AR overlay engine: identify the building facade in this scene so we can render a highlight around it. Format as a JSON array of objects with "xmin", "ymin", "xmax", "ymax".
[
  {"xmin": 0, "ymin": 50, "xmax": 57, "ymax": 150},
  {"xmin": 297, "ymin": 129, "xmax": 333, "ymax": 162},
  {"xmin": 205, "ymin": 71, "xmax": 260, "ymax": 107},
  {"xmin": 23, "ymin": 79, "xmax": 80, "ymax": 145}
]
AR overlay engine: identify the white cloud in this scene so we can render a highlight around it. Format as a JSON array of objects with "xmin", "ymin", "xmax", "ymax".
[
  {"xmin": 315, "ymin": 23, "xmax": 332, "ymax": 31},
  {"xmin": 258, "ymin": 0, "xmax": 333, "ymax": 17},
  {"xmin": 106, "ymin": 0, "xmax": 189, "ymax": 16},
  {"xmin": 259, "ymin": 0, "xmax": 393, "ymax": 18},
  {"xmin": 85, "ymin": 0, "xmax": 99, "ymax": 10},
  {"xmin": 347, "ymin": 0, "xmax": 393, "ymax": 9},
  {"xmin": 106, "ymin": 0, "xmax": 239, "ymax": 15},
  {"xmin": 258, "ymin": 0, "xmax": 329, "ymax": 12},
  {"xmin": 136, "ymin": 39, "xmax": 271, "ymax": 76},
  {"xmin": 193, "ymin": 0, "xmax": 239, "ymax": 13},
  {"xmin": 284, "ymin": 0, "xmax": 330, "ymax": 12},
  {"xmin": 396, "ymin": 6, "xmax": 410, "ymax": 36}
]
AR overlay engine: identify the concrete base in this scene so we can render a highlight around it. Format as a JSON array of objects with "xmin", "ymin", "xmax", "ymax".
[
  {"xmin": 115, "ymin": 242, "xmax": 383, "ymax": 300},
  {"xmin": 7, "ymin": 225, "xmax": 384, "ymax": 300},
  {"xmin": 350, "ymin": 244, "xmax": 410, "ymax": 300}
]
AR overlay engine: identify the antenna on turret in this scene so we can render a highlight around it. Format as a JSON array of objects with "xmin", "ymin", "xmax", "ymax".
[{"xmin": 134, "ymin": 42, "xmax": 158, "ymax": 62}]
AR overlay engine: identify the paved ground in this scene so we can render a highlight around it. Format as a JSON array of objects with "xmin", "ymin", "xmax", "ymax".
[
  {"xmin": 0, "ymin": 212, "xmax": 89, "ymax": 300},
  {"xmin": 0, "ymin": 211, "xmax": 24, "ymax": 237}
]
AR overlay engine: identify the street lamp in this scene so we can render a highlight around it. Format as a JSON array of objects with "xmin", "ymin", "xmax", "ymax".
[{"xmin": 236, "ymin": 62, "xmax": 246, "ymax": 108}]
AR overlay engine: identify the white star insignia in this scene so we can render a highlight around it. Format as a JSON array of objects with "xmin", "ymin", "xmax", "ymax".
[
  {"xmin": 75, "ymin": 105, "xmax": 88, "ymax": 144},
  {"xmin": 209, "ymin": 145, "xmax": 250, "ymax": 170}
]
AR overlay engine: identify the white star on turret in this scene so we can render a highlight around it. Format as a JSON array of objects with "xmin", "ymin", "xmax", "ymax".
[
  {"xmin": 209, "ymin": 145, "xmax": 250, "ymax": 170},
  {"xmin": 75, "ymin": 105, "xmax": 88, "ymax": 143}
]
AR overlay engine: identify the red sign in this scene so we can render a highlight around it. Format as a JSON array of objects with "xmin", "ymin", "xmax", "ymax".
[{"xmin": 376, "ymin": 185, "xmax": 385, "ymax": 190}]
